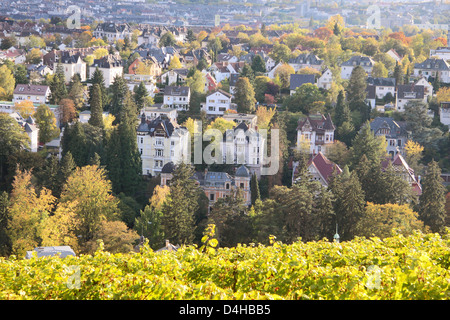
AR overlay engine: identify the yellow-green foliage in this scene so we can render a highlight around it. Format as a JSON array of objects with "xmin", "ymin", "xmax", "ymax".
[{"xmin": 1, "ymin": 231, "xmax": 450, "ymax": 300}]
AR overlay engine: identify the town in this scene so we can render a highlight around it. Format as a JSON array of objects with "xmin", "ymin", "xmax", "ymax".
[{"xmin": 0, "ymin": 0, "xmax": 449, "ymax": 259}]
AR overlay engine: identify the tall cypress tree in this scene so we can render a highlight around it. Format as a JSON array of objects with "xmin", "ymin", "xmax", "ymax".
[
  {"xmin": 89, "ymin": 67, "xmax": 107, "ymax": 108},
  {"xmin": 346, "ymin": 65, "xmax": 367, "ymax": 111},
  {"xmin": 250, "ymin": 173, "xmax": 261, "ymax": 205},
  {"xmin": 49, "ymin": 62, "xmax": 68, "ymax": 104},
  {"xmin": 350, "ymin": 121, "xmax": 387, "ymax": 169},
  {"xmin": 88, "ymin": 84, "xmax": 104, "ymax": 128},
  {"xmin": 109, "ymin": 75, "xmax": 129, "ymax": 120},
  {"xmin": 418, "ymin": 160, "xmax": 446, "ymax": 233},
  {"xmin": 133, "ymin": 81, "xmax": 149, "ymax": 113},
  {"xmin": 106, "ymin": 90, "xmax": 141, "ymax": 196}
]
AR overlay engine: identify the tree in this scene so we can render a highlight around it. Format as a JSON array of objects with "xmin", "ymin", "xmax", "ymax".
[
  {"xmin": 209, "ymin": 188, "xmax": 251, "ymax": 247},
  {"xmin": 133, "ymin": 81, "xmax": 149, "ymax": 111},
  {"xmin": 251, "ymin": 54, "xmax": 266, "ymax": 73},
  {"xmin": 14, "ymin": 100, "xmax": 35, "ymax": 119},
  {"xmin": 270, "ymin": 43, "xmax": 291, "ymax": 63},
  {"xmin": 34, "ymin": 104, "xmax": 60, "ymax": 144},
  {"xmin": 13, "ymin": 64, "xmax": 29, "ymax": 85},
  {"xmin": 106, "ymin": 90, "xmax": 141, "ymax": 196},
  {"xmin": 350, "ymin": 121, "xmax": 387, "ymax": 169},
  {"xmin": 0, "ymin": 65, "xmax": 15, "ymax": 100},
  {"xmin": 418, "ymin": 160, "xmax": 446, "ymax": 233},
  {"xmin": 372, "ymin": 62, "xmax": 389, "ymax": 78},
  {"xmin": 404, "ymin": 140, "xmax": 424, "ymax": 176},
  {"xmin": 109, "ymin": 75, "xmax": 129, "ymax": 120},
  {"xmin": 25, "ymin": 48, "xmax": 43, "ymax": 64},
  {"xmin": 88, "ymin": 67, "xmax": 107, "ymax": 109},
  {"xmin": 59, "ymin": 165, "xmax": 119, "ymax": 253},
  {"xmin": 328, "ymin": 167, "xmax": 365, "ymax": 241},
  {"xmin": 355, "ymin": 202, "xmax": 426, "ymax": 239},
  {"xmin": 250, "ymin": 173, "xmax": 261, "ymax": 206},
  {"xmin": 393, "ymin": 61, "xmax": 404, "ymax": 86},
  {"xmin": 58, "ymin": 98, "xmax": 77, "ymax": 127},
  {"xmin": 346, "ymin": 65, "xmax": 367, "ymax": 111},
  {"xmin": 274, "ymin": 63, "xmax": 295, "ymax": 90},
  {"xmin": 84, "ymin": 220, "xmax": 138, "ymax": 254},
  {"xmin": 0, "ymin": 113, "xmax": 30, "ymax": 183},
  {"xmin": 186, "ymin": 70, "xmax": 206, "ymax": 95},
  {"xmin": 88, "ymin": 84, "xmax": 104, "ymax": 128},
  {"xmin": 168, "ymin": 55, "xmax": 182, "ymax": 70},
  {"xmin": 234, "ymin": 77, "xmax": 256, "ymax": 113},
  {"xmin": 7, "ymin": 169, "xmax": 55, "ymax": 256},
  {"xmin": 68, "ymin": 75, "xmax": 86, "ymax": 110},
  {"xmin": 49, "ymin": 62, "xmax": 67, "ymax": 104},
  {"xmin": 284, "ymin": 83, "xmax": 325, "ymax": 114},
  {"xmin": 160, "ymin": 163, "xmax": 203, "ymax": 245},
  {"xmin": 159, "ymin": 32, "xmax": 176, "ymax": 47}
]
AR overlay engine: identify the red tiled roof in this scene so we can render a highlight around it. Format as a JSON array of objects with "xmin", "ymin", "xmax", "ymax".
[{"xmin": 307, "ymin": 152, "xmax": 342, "ymax": 184}]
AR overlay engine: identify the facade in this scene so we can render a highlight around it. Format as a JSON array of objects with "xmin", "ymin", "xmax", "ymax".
[
  {"xmin": 202, "ymin": 89, "xmax": 233, "ymax": 116},
  {"xmin": 317, "ymin": 67, "xmax": 333, "ymax": 90},
  {"xmin": 381, "ymin": 153, "xmax": 422, "ymax": 196},
  {"xmin": 137, "ymin": 115, "xmax": 190, "ymax": 177},
  {"xmin": 56, "ymin": 53, "xmax": 86, "ymax": 83},
  {"xmin": 413, "ymin": 58, "xmax": 450, "ymax": 83},
  {"xmin": 93, "ymin": 22, "xmax": 133, "ymax": 42},
  {"xmin": 366, "ymin": 77, "xmax": 396, "ymax": 100},
  {"xmin": 296, "ymin": 113, "xmax": 335, "ymax": 155},
  {"xmin": 370, "ymin": 117, "xmax": 410, "ymax": 157},
  {"xmin": 395, "ymin": 84, "xmax": 425, "ymax": 112},
  {"xmin": 160, "ymin": 68, "xmax": 189, "ymax": 85},
  {"xmin": 413, "ymin": 76, "xmax": 433, "ymax": 101},
  {"xmin": 340, "ymin": 55, "xmax": 375, "ymax": 80},
  {"xmin": 163, "ymin": 86, "xmax": 190, "ymax": 111},
  {"xmin": 142, "ymin": 105, "xmax": 177, "ymax": 122},
  {"xmin": 89, "ymin": 54, "xmax": 124, "ymax": 87},
  {"xmin": 222, "ymin": 122, "xmax": 265, "ymax": 177},
  {"xmin": 13, "ymin": 84, "xmax": 51, "ymax": 104},
  {"xmin": 439, "ymin": 101, "xmax": 450, "ymax": 130}
]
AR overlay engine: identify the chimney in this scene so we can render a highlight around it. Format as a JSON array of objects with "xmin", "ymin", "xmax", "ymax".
[{"xmin": 165, "ymin": 239, "xmax": 171, "ymax": 251}]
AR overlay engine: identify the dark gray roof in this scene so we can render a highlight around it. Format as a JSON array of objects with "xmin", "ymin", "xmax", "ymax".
[
  {"xmin": 414, "ymin": 58, "xmax": 450, "ymax": 71},
  {"xmin": 92, "ymin": 54, "xmax": 122, "ymax": 68},
  {"xmin": 397, "ymin": 84, "xmax": 424, "ymax": 100},
  {"xmin": 235, "ymin": 165, "xmax": 250, "ymax": 177},
  {"xmin": 341, "ymin": 55, "xmax": 374, "ymax": 67},
  {"xmin": 161, "ymin": 161, "xmax": 176, "ymax": 174},
  {"xmin": 367, "ymin": 77, "xmax": 396, "ymax": 87},
  {"xmin": 288, "ymin": 52, "xmax": 323, "ymax": 66},
  {"xmin": 164, "ymin": 86, "xmax": 190, "ymax": 97},
  {"xmin": 229, "ymin": 73, "xmax": 240, "ymax": 87},
  {"xmin": 370, "ymin": 117, "xmax": 409, "ymax": 138},
  {"xmin": 289, "ymin": 74, "xmax": 315, "ymax": 91},
  {"xmin": 137, "ymin": 116, "xmax": 176, "ymax": 137}
]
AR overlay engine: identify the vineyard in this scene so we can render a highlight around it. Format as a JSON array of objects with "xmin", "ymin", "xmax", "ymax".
[{"xmin": 1, "ymin": 230, "xmax": 450, "ymax": 300}]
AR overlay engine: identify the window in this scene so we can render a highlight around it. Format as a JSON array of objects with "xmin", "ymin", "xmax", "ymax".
[
  {"xmin": 240, "ymin": 183, "xmax": 244, "ymax": 188},
  {"xmin": 140, "ymin": 137, "xmax": 143, "ymax": 144},
  {"xmin": 156, "ymin": 149, "xmax": 163, "ymax": 157},
  {"xmin": 389, "ymin": 139, "xmax": 395, "ymax": 146},
  {"xmin": 210, "ymin": 193, "xmax": 215, "ymax": 201},
  {"xmin": 226, "ymin": 183, "xmax": 230, "ymax": 190}
]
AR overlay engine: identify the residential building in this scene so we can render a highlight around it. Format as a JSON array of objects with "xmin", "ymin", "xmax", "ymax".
[
  {"xmin": 288, "ymin": 52, "xmax": 324, "ymax": 72},
  {"xmin": 439, "ymin": 101, "xmax": 450, "ymax": 130},
  {"xmin": 222, "ymin": 113, "xmax": 258, "ymax": 129},
  {"xmin": 202, "ymin": 89, "xmax": 233, "ymax": 116},
  {"xmin": 296, "ymin": 113, "xmax": 335, "ymax": 155},
  {"xmin": 89, "ymin": 54, "xmax": 123, "ymax": 87},
  {"xmin": 369, "ymin": 117, "xmax": 410, "ymax": 157},
  {"xmin": 160, "ymin": 163, "xmax": 252, "ymax": 211},
  {"xmin": 93, "ymin": 22, "xmax": 133, "ymax": 42},
  {"xmin": 395, "ymin": 84, "xmax": 425, "ymax": 112},
  {"xmin": 160, "ymin": 68, "xmax": 189, "ymax": 85},
  {"xmin": 56, "ymin": 52, "xmax": 86, "ymax": 83},
  {"xmin": 222, "ymin": 122, "xmax": 265, "ymax": 177},
  {"xmin": 289, "ymin": 74, "xmax": 315, "ymax": 95},
  {"xmin": 413, "ymin": 58, "xmax": 450, "ymax": 83},
  {"xmin": 13, "ymin": 84, "xmax": 51, "ymax": 104},
  {"xmin": 142, "ymin": 104, "xmax": 177, "ymax": 122},
  {"xmin": 163, "ymin": 86, "xmax": 190, "ymax": 111},
  {"xmin": 292, "ymin": 152, "xmax": 342, "ymax": 187},
  {"xmin": 137, "ymin": 115, "xmax": 190, "ymax": 177},
  {"xmin": 366, "ymin": 77, "xmax": 396, "ymax": 100},
  {"xmin": 413, "ymin": 76, "xmax": 433, "ymax": 101},
  {"xmin": 386, "ymin": 49, "xmax": 403, "ymax": 63},
  {"xmin": 317, "ymin": 67, "xmax": 333, "ymax": 90},
  {"xmin": 340, "ymin": 55, "xmax": 375, "ymax": 80}
]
